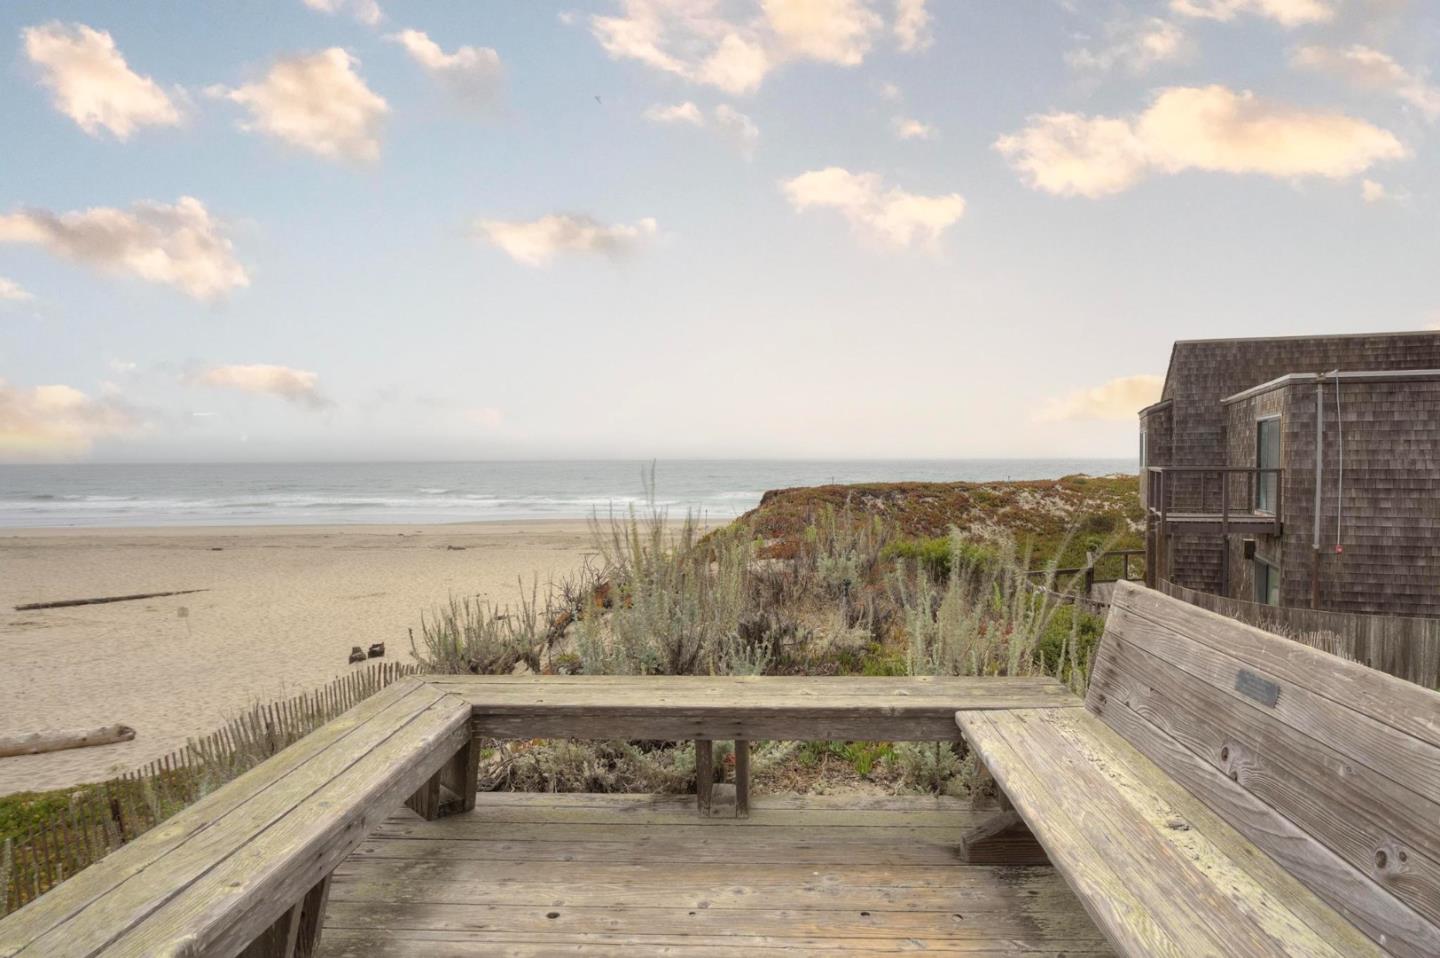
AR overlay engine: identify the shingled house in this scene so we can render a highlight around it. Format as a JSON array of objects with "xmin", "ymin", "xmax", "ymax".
[{"xmin": 1140, "ymin": 331, "xmax": 1440, "ymax": 617}]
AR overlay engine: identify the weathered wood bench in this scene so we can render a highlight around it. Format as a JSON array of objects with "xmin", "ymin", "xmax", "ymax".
[
  {"xmin": 0, "ymin": 677, "xmax": 475, "ymax": 958},
  {"xmin": 0, "ymin": 675, "xmax": 1074, "ymax": 956},
  {"xmin": 958, "ymin": 580, "xmax": 1440, "ymax": 957}
]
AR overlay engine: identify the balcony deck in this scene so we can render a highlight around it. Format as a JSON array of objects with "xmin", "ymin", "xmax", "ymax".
[
  {"xmin": 1152, "ymin": 512, "xmax": 1281, "ymax": 536},
  {"xmin": 317, "ymin": 791, "xmax": 1113, "ymax": 957}
]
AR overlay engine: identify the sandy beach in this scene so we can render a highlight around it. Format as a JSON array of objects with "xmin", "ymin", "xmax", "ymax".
[{"xmin": 0, "ymin": 521, "xmax": 597, "ymax": 794}]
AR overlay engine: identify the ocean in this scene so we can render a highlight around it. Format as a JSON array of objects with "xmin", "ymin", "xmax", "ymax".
[{"xmin": 0, "ymin": 459, "xmax": 1134, "ymax": 528}]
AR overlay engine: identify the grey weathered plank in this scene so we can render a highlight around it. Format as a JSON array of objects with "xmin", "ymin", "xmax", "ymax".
[
  {"xmin": 958, "ymin": 708, "xmax": 1364, "ymax": 958},
  {"xmin": 0, "ymin": 677, "xmax": 431, "ymax": 957},
  {"xmin": 1092, "ymin": 624, "xmax": 1440, "ymax": 927},
  {"xmin": 102, "ymin": 693, "xmax": 471, "ymax": 957}
]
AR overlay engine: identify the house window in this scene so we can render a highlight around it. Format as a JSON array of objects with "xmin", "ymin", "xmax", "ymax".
[
  {"xmin": 1139, "ymin": 428, "xmax": 1147, "ymax": 470},
  {"xmin": 1256, "ymin": 417, "xmax": 1280, "ymax": 514},
  {"xmin": 1254, "ymin": 558, "xmax": 1281, "ymax": 607}
]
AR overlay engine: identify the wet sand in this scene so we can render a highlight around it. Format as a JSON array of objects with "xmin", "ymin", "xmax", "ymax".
[{"xmin": 0, "ymin": 521, "xmax": 597, "ymax": 794}]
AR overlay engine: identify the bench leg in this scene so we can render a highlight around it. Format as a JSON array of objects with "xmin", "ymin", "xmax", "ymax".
[
  {"xmin": 734, "ymin": 739, "xmax": 750, "ymax": 819},
  {"xmin": 294, "ymin": 874, "xmax": 332, "ymax": 958},
  {"xmin": 960, "ymin": 757, "xmax": 1046, "ymax": 865},
  {"xmin": 237, "ymin": 900, "xmax": 302, "ymax": 958},
  {"xmin": 695, "ymin": 739, "xmax": 714, "ymax": 816},
  {"xmin": 406, "ymin": 729, "xmax": 479, "ymax": 821}
]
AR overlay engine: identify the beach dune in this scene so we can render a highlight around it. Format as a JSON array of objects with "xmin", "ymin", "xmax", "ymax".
[{"xmin": 0, "ymin": 521, "xmax": 595, "ymax": 794}]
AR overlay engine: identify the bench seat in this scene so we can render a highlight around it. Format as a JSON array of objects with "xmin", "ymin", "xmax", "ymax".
[
  {"xmin": 0, "ymin": 678, "xmax": 474, "ymax": 958},
  {"xmin": 958, "ymin": 706, "xmax": 1382, "ymax": 958}
]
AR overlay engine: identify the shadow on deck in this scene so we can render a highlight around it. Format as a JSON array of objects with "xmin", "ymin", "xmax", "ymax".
[{"xmin": 317, "ymin": 792, "xmax": 1112, "ymax": 957}]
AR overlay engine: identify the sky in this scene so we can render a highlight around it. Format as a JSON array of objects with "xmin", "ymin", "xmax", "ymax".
[{"xmin": 0, "ymin": 0, "xmax": 1437, "ymax": 463}]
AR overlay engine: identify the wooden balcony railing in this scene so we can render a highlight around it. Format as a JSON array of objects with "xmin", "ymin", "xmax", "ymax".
[{"xmin": 1145, "ymin": 466, "xmax": 1283, "ymax": 535}]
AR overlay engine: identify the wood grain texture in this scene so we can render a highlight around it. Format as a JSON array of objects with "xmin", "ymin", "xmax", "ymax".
[
  {"xmin": 957, "ymin": 707, "xmax": 1371, "ymax": 958},
  {"xmin": 1088, "ymin": 580, "xmax": 1440, "ymax": 955},
  {"xmin": 316, "ymin": 793, "xmax": 1111, "ymax": 957}
]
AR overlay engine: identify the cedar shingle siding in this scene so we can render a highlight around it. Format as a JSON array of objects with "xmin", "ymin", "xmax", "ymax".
[{"xmin": 1144, "ymin": 332, "xmax": 1440, "ymax": 617}]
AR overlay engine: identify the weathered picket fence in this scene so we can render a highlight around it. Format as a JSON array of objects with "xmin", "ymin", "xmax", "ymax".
[{"xmin": 0, "ymin": 660, "xmax": 419, "ymax": 916}]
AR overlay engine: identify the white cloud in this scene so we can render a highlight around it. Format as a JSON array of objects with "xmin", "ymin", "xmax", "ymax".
[
  {"xmin": 893, "ymin": 0, "xmax": 932, "ymax": 52},
  {"xmin": 1361, "ymin": 179, "xmax": 1388, "ymax": 203},
  {"xmin": 878, "ymin": 81, "xmax": 902, "ymax": 101},
  {"xmin": 1169, "ymin": 0, "xmax": 1333, "ymax": 27},
  {"xmin": 764, "ymin": 0, "xmax": 880, "ymax": 65},
  {"xmin": 476, "ymin": 214, "xmax": 659, "ymax": 267},
  {"xmin": 22, "ymin": 22, "xmax": 181, "ymax": 139},
  {"xmin": 0, "ymin": 197, "xmax": 249, "ymax": 300},
  {"xmin": 780, "ymin": 167, "xmax": 965, "ymax": 249},
  {"xmin": 644, "ymin": 101, "xmax": 706, "ymax": 124},
  {"xmin": 714, "ymin": 104, "xmax": 760, "ymax": 156},
  {"xmin": 996, "ymin": 85, "xmax": 1406, "ymax": 198},
  {"xmin": 590, "ymin": 0, "xmax": 888, "ymax": 95},
  {"xmin": 0, "ymin": 379, "xmax": 140, "ymax": 459},
  {"xmin": 0, "ymin": 278, "xmax": 35, "ymax": 303},
  {"xmin": 302, "ymin": 0, "xmax": 383, "ymax": 26},
  {"xmin": 1292, "ymin": 45, "xmax": 1440, "ymax": 120},
  {"xmin": 893, "ymin": 116, "xmax": 935, "ymax": 140},
  {"xmin": 644, "ymin": 102, "xmax": 759, "ymax": 155},
  {"xmin": 388, "ymin": 29, "xmax": 503, "ymax": 107},
  {"xmin": 1067, "ymin": 18, "xmax": 1187, "ymax": 75},
  {"xmin": 462, "ymin": 406, "xmax": 504, "ymax": 429},
  {"xmin": 196, "ymin": 364, "xmax": 331, "ymax": 408},
  {"xmin": 211, "ymin": 49, "xmax": 388, "ymax": 163},
  {"xmin": 1037, "ymin": 375, "xmax": 1164, "ymax": 422}
]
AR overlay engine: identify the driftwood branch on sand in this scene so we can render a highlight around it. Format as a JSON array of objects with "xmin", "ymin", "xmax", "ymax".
[
  {"xmin": 0, "ymin": 724, "xmax": 137, "ymax": 758},
  {"xmin": 13, "ymin": 589, "xmax": 208, "ymax": 612}
]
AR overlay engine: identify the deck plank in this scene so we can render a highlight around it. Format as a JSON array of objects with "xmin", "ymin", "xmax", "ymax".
[{"xmin": 319, "ymin": 792, "xmax": 1111, "ymax": 957}]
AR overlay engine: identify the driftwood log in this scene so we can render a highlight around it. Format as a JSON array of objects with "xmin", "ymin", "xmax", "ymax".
[
  {"xmin": 14, "ymin": 589, "xmax": 207, "ymax": 612},
  {"xmin": 0, "ymin": 723, "xmax": 137, "ymax": 758}
]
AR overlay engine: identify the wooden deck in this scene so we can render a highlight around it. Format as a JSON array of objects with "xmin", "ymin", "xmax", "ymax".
[{"xmin": 316, "ymin": 792, "xmax": 1114, "ymax": 957}]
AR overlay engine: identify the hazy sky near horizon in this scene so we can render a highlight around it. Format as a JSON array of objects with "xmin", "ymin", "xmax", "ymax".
[{"xmin": 1, "ymin": 1, "xmax": 1437, "ymax": 463}]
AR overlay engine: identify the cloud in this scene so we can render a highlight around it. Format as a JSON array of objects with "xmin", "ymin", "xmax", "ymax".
[
  {"xmin": 0, "ymin": 379, "xmax": 140, "ymax": 459},
  {"xmin": 476, "ymin": 214, "xmax": 659, "ymax": 266},
  {"xmin": 302, "ymin": 0, "xmax": 383, "ymax": 26},
  {"xmin": 996, "ymin": 85, "xmax": 1406, "ymax": 198},
  {"xmin": 780, "ymin": 167, "xmax": 965, "ymax": 249},
  {"xmin": 22, "ymin": 22, "xmax": 181, "ymax": 139},
  {"xmin": 1066, "ymin": 17, "xmax": 1187, "ymax": 75},
  {"xmin": 388, "ymin": 29, "xmax": 503, "ymax": 107},
  {"xmin": 714, "ymin": 104, "xmax": 760, "ymax": 156},
  {"xmin": 211, "ymin": 49, "xmax": 388, "ymax": 162},
  {"xmin": 1291, "ymin": 45, "xmax": 1440, "ymax": 120},
  {"xmin": 590, "ymin": 0, "xmax": 888, "ymax": 95},
  {"xmin": 893, "ymin": 116, "xmax": 935, "ymax": 139},
  {"xmin": 893, "ymin": 0, "xmax": 932, "ymax": 52},
  {"xmin": 196, "ymin": 364, "xmax": 331, "ymax": 408},
  {"xmin": 1360, "ymin": 178, "xmax": 1388, "ymax": 203},
  {"xmin": 1169, "ymin": 0, "xmax": 1333, "ymax": 27},
  {"xmin": 0, "ymin": 196, "xmax": 248, "ymax": 299},
  {"xmin": 1037, "ymin": 375, "xmax": 1164, "ymax": 422},
  {"xmin": 643, "ymin": 102, "xmax": 758, "ymax": 155},
  {"xmin": 644, "ymin": 101, "xmax": 706, "ymax": 124},
  {"xmin": 462, "ymin": 406, "xmax": 504, "ymax": 429},
  {"xmin": 0, "ymin": 278, "xmax": 35, "ymax": 303}
]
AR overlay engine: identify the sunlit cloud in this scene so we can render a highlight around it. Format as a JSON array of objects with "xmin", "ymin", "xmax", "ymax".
[
  {"xmin": 301, "ymin": 0, "xmax": 383, "ymax": 27},
  {"xmin": 388, "ymin": 29, "xmax": 503, "ymax": 108},
  {"xmin": 590, "ymin": 0, "xmax": 889, "ymax": 95},
  {"xmin": 996, "ymin": 85, "xmax": 1405, "ymax": 198},
  {"xmin": 781, "ymin": 167, "xmax": 965, "ymax": 249},
  {"xmin": 0, "ymin": 379, "xmax": 141, "ymax": 460},
  {"xmin": 893, "ymin": 0, "xmax": 932, "ymax": 52},
  {"xmin": 0, "ymin": 278, "xmax": 35, "ymax": 303},
  {"xmin": 210, "ymin": 49, "xmax": 388, "ymax": 163},
  {"xmin": 1169, "ymin": 0, "xmax": 1333, "ymax": 27},
  {"xmin": 1066, "ymin": 17, "xmax": 1187, "ymax": 75},
  {"xmin": 1037, "ymin": 375, "xmax": 1164, "ymax": 422},
  {"xmin": 476, "ymin": 213, "xmax": 659, "ymax": 267},
  {"xmin": 644, "ymin": 101, "xmax": 705, "ymax": 125},
  {"xmin": 195, "ymin": 364, "xmax": 331, "ymax": 408},
  {"xmin": 1292, "ymin": 45, "xmax": 1440, "ymax": 121},
  {"xmin": 0, "ymin": 196, "xmax": 248, "ymax": 300},
  {"xmin": 893, "ymin": 116, "xmax": 935, "ymax": 140},
  {"xmin": 22, "ymin": 22, "xmax": 181, "ymax": 139}
]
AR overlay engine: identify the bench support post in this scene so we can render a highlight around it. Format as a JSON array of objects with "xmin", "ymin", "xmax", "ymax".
[
  {"xmin": 734, "ymin": 738, "xmax": 750, "ymax": 819},
  {"xmin": 406, "ymin": 722, "xmax": 480, "ymax": 821},
  {"xmin": 695, "ymin": 739, "xmax": 714, "ymax": 816},
  {"xmin": 959, "ymin": 755, "xmax": 1047, "ymax": 865}
]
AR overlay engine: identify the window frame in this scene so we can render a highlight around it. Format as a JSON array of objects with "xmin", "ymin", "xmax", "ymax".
[
  {"xmin": 1255, "ymin": 415, "xmax": 1281, "ymax": 515},
  {"xmin": 1253, "ymin": 556, "xmax": 1281, "ymax": 607}
]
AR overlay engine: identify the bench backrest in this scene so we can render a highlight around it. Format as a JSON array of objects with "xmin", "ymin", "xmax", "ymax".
[{"xmin": 1088, "ymin": 581, "xmax": 1440, "ymax": 955}]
